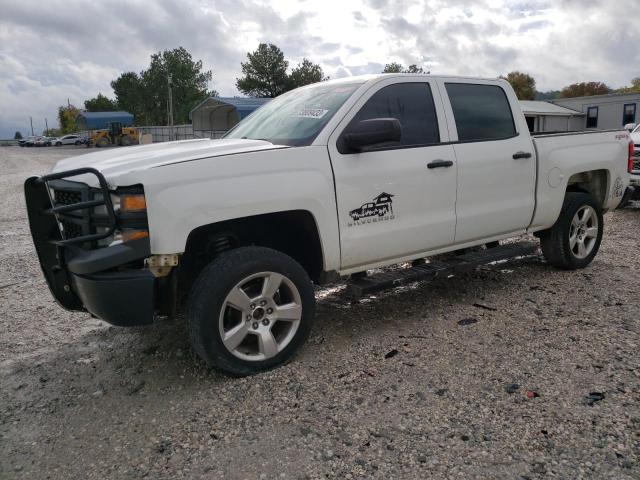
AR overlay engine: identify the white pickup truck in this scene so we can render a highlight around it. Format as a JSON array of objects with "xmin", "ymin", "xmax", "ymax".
[{"xmin": 25, "ymin": 74, "xmax": 632, "ymax": 375}]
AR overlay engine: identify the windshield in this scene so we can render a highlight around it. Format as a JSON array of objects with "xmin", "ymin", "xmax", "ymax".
[
  {"xmin": 224, "ymin": 82, "xmax": 363, "ymax": 146},
  {"xmin": 633, "ymin": 124, "xmax": 640, "ymax": 133}
]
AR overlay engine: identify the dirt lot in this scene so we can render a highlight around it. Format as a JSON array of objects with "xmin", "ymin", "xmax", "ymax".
[{"xmin": 1, "ymin": 146, "xmax": 639, "ymax": 479}]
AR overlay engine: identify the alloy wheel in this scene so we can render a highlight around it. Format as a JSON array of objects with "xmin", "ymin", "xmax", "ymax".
[{"xmin": 218, "ymin": 272, "xmax": 302, "ymax": 361}]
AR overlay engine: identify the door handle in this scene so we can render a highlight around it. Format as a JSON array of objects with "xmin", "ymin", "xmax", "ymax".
[
  {"xmin": 427, "ymin": 159, "xmax": 454, "ymax": 169},
  {"xmin": 513, "ymin": 151, "xmax": 532, "ymax": 160}
]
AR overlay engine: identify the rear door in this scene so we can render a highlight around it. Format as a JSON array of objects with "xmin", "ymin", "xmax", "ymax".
[
  {"xmin": 437, "ymin": 79, "xmax": 536, "ymax": 243},
  {"xmin": 328, "ymin": 78, "xmax": 458, "ymax": 269}
]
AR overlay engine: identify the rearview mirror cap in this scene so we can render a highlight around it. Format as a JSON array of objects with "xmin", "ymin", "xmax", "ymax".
[{"xmin": 341, "ymin": 118, "xmax": 402, "ymax": 153}]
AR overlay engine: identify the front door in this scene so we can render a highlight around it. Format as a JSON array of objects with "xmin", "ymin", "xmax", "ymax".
[{"xmin": 328, "ymin": 79, "xmax": 458, "ymax": 270}]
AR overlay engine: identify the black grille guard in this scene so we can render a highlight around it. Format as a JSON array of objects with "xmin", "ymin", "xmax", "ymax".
[{"xmin": 37, "ymin": 167, "xmax": 117, "ymax": 246}]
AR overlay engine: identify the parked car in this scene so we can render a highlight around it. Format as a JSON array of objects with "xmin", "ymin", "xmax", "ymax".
[
  {"xmin": 34, "ymin": 136, "xmax": 55, "ymax": 147},
  {"xmin": 24, "ymin": 74, "xmax": 631, "ymax": 376},
  {"xmin": 24, "ymin": 136, "xmax": 45, "ymax": 147},
  {"xmin": 18, "ymin": 136, "xmax": 37, "ymax": 147},
  {"xmin": 54, "ymin": 134, "xmax": 83, "ymax": 146}
]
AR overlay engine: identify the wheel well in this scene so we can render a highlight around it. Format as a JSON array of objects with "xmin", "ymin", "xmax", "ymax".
[
  {"xmin": 566, "ymin": 169, "xmax": 608, "ymax": 207},
  {"xmin": 180, "ymin": 210, "xmax": 324, "ymax": 291}
]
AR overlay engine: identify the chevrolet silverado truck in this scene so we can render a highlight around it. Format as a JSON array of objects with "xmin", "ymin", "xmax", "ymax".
[{"xmin": 25, "ymin": 74, "xmax": 632, "ymax": 375}]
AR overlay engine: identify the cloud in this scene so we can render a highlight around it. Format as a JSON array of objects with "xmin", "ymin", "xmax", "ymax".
[{"xmin": 0, "ymin": 0, "xmax": 638, "ymax": 138}]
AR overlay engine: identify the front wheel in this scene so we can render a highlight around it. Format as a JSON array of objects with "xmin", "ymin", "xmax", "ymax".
[
  {"xmin": 539, "ymin": 192, "xmax": 603, "ymax": 270},
  {"xmin": 187, "ymin": 247, "xmax": 315, "ymax": 376}
]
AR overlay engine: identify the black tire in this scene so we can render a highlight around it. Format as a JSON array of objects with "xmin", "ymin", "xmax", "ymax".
[
  {"xmin": 539, "ymin": 192, "xmax": 603, "ymax": 270},
  {"xmin": 55, "ymin": 142, "xmax": 61, "ymax": 146},
  {"xmin": 187, "ymin": 246, "xmax": 315, "ymax": 376},
  {"xmin": 120, "ymin": 135, "xmax": 132, "ymax": 146}
]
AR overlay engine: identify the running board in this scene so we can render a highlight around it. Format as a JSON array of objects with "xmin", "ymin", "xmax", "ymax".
[{"xmin": 347, "ymin": 241, "xmax": 539, "ymax": 299}]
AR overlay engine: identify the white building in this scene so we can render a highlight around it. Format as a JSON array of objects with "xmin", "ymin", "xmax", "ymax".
[
  {"xmin": 551, "ymin": 92, "xmax": 640, "ymax": 131},
  {"xmin": 519, "ymin": 101, "xmax": 584, "ymax": 133}
]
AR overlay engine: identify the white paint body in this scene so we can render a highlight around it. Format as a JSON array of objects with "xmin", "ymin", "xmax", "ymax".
[{"xmin": 51, "ymin": 74, "xmax": 631, "ymax": 275}]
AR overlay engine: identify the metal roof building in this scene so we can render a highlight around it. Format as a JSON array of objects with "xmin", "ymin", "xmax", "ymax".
[
  {"xmin": 76, "ymin": 111, "xmax": 134, "ymax": 130},
  {"xmin": 518, "ymin": 101, "xmax": 584, "ymax": 132},
  {"xmin": 190, "ymin": 97, "xmax": 271, "ymax": 133},
  {"xmin": 551, "ymin": 92, "xmax": 640, "ymax": 131}
]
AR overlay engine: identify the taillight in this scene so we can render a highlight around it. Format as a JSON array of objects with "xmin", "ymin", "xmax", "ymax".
[{"xmin": 629, "ymin": 141, "xmax": 635, "ymax": 173}]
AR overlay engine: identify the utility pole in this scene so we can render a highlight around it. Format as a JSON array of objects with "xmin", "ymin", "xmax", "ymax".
[
  {"xmin": 45, "ymin": 118, "xmax": 49, "ymax": 135},
  {"xmin": 167, "ymin": 73, "xmax": 174, "ymax": 140},
  {"xmin": 30, "ymin": 117, "xmax": 34, "ymax": 136}
]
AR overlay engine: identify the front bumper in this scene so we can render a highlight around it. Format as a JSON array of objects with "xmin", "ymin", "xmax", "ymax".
[
  {"xmin": 24, "ymin": 170, "xmax": 157, "ymax": 326},
  {"xmin": 71, "ymin": 269, "xmax": 156, "ymax": 326}
]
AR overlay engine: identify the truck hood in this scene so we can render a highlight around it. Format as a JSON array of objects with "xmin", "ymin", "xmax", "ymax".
[{"xmin": 51, "ymin": 138, "xmax": 287, "ymax": 187}]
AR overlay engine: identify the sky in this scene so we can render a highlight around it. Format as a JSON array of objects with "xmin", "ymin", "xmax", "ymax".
[{"xmin": 0, "ymin": 0, "xmax": 638, "ymax": 138}]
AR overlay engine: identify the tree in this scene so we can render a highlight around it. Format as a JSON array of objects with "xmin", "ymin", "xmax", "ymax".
[
  {"xmin": 111, "ymin": 47, "xmax": 216, "ymax": 126},
  {"xmin": 499, "ymin": 71, "xmax": 536, "ymax": 100},
  {"xmin": 140, "ymin": 47, "xmax": 215, "ymax": 125},
  {"xmin": 559, "ymin": 82, "xmax": 611, "ymax": 98},
  {"xmin": 84, "ymin": 93, "xmax": 118, "ymax": 112},
  {"xmin": 405, "ymin": 64, "xmax": 425, "ymax": 74},
  {"xmin": 288, "ymin": 58, "xmax": 328, "ymax": 89},
  {"xmin": 535, "ymin": 90, "xmax": 561, "ymax": 100},
  {"xmin": 382, "ymin": 62, "xmax": 427, "ymax": 74},
  {"xmin": 236, "ymin": 43, "xmax": 290, "ymax": 98},
  {"xmin": 14, "ymin": 131, "xmax": 22, "ymax": 139},
  {"xmin": 111, "ymin": 72, "xmax": 144, "ymax": 122},
  {"xmin": 382, "ymin": 62, "xmax": 403, "ymax": 73},
  {"xmin": 617, "ymin": 77, "xmax": 640, "ymax": 93},
  {"xmin": 57, "ymin": 105, "xmax": 80, "ymax": 134}
]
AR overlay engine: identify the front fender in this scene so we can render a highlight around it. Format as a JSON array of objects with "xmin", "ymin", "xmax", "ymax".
[{"xmin": 137, "ymin": 146, "xmax": 341, "ymax": 271}]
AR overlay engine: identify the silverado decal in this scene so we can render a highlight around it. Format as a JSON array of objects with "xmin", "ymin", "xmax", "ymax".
[{"xmin": 348, "ymin": 192, "xmax": 395, "ymax": 227}]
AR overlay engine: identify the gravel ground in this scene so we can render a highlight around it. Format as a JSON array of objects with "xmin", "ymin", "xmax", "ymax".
[{"xmin": 1, "ymin": 146, "xmax": 639, "ymax": 479}]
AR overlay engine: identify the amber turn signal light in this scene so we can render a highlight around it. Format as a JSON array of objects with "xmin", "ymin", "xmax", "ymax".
[
  {"xmin": 121, "ymin": 194, "xmax": 146, "ymax": 212},
  {"xmin": 121, "ymin": 230, "xmax": 149, "ymax": 242}
]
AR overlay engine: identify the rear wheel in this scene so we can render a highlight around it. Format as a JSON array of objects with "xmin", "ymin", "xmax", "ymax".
[
  {"xmin": 539, "ymin": 192, "xmax": 603, "ymax": 270},
  {"xmin": 120, "ymin": 135, "xmax": 132, "ymax": 146},
  {"xmin": 187, "ymin": 247, "xmax": 315, "ymax": 376}
]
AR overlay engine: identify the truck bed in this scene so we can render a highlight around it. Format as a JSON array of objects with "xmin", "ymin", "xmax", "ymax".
[{"xmin": 529, "ymin": 128, "xmax": 630, "ymax": 230}]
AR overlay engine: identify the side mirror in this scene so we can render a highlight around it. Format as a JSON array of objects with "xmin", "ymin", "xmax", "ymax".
[{"xmin": 342, "ymin": 118, "xmax": 402, "ymax": 152}]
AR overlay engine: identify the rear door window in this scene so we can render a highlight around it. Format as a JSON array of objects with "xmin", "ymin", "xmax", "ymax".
[{"xmin": 445, "ymin": 83, "xmax": 516, "ymax": 142}]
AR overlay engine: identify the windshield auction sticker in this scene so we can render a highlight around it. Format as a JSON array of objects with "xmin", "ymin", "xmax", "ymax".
[{"xmin": 295, "ymin": 108, "xmax": 328, "ymax": 119}]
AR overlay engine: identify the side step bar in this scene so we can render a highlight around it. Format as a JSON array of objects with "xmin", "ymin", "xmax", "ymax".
[{"xmin": 347, "ymin": 241, "xmax": 539, "ymax": 299}]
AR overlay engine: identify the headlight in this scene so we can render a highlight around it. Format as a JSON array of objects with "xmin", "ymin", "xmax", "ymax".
[{"xmin": 96, "ymin": 189, "xmax": 149, "ymax": 247}]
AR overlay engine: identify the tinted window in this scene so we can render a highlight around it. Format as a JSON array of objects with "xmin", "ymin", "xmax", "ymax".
[
  {"xmin": 445, "ymin": 83, "xmax": 516, "ymax": 141},
  {"xmin": 348, "ymin": 83, "xmax": 440, "ymax": 148}
]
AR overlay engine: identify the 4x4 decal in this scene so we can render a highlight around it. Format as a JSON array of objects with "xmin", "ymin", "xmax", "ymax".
[{"xmin": 348, "ymin": 192, "xmax": 395, "ymax": 227}]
